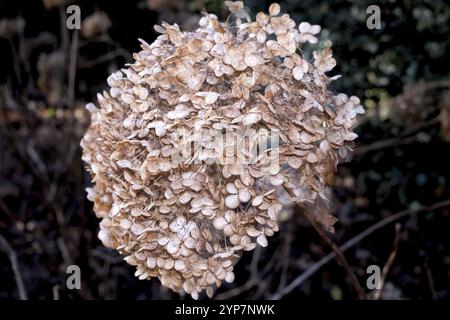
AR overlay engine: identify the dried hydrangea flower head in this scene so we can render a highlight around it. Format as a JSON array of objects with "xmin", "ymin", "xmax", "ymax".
[{"xmin": 81, "ymin": 2, "xmax": 363, "ymax": 299}]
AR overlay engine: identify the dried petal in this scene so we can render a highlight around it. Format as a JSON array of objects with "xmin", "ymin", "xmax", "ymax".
[
  {"xmin": 225, "ymin": 195, "xmax": 240, "ymax": 209},
  {"xmin": 257, "ymin": 234, "xmax": 268, "ymax": 247}
]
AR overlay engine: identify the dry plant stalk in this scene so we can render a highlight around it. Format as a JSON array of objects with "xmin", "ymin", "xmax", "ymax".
[
  {"xmin": 80, "ymin": 2, "xmax": 363, "ymax": 299},
  {"xmin": 440, "ymin": 90, "xmax": 450, "ymax": 142}
]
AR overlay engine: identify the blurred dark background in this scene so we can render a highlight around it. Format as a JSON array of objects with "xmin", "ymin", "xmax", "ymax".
[{"xmin": 0, "ymin": 0, "xmax": 449, "ymax": 300}]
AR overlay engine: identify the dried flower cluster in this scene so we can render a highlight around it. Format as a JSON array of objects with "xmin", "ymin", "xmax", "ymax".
[
  {"xmin": 389, "ymin": 82, "xmax": 450, "ymax": 126},
  {"xmin": 389, "ymin": 84, "xmax": 434, "ymax": 126},
  {"xmin": 81, "ymin": 12, "xmax": 112, "ymax": 39},
  {"xmin": 81, "ymin": 2, "xmax": 363, "ymax": 299}
]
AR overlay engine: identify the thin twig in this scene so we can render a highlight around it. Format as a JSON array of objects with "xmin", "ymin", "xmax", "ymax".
[
  {"xmin": 353, "ymin": 135, "xmax": 417, "ymax": 156},
  {"xmin": 353, "ymin": 116, "xmax": 440, "ymax": 156},
  {"xmin": 68, "ymin": 29, "xmax": 79, "ymax": 107},
  {"xmin": 373, "ymin": 223, "xmax": 401, "ymax": 300},
  {"xmin": 78, "ymin": 49, "xmax": 130, "ymax": 69},
  {"xmin": 0, "ymin": 234, "xmax": 28, "ymax": 300},
  {"xmin": 425, "ymin": 259, "xmax": 438, "ymax": 300},
  {"xmin": 283, "ymin": 185, "xmax": 366, "ymax": 299},
  {"xmin": 303, "ymin": 205, "xmax": 366, "ymax": 299},
  {"xmin": 276, "ymin": 229, "xmax": 292, "ymax": 294},
  {"xmin": 271, "ymin": 198, "xmax": 450, "ymax": 299},
  {"xmin": 250, "ymin": 245, "xmax": 261, "ymax": 279}
]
